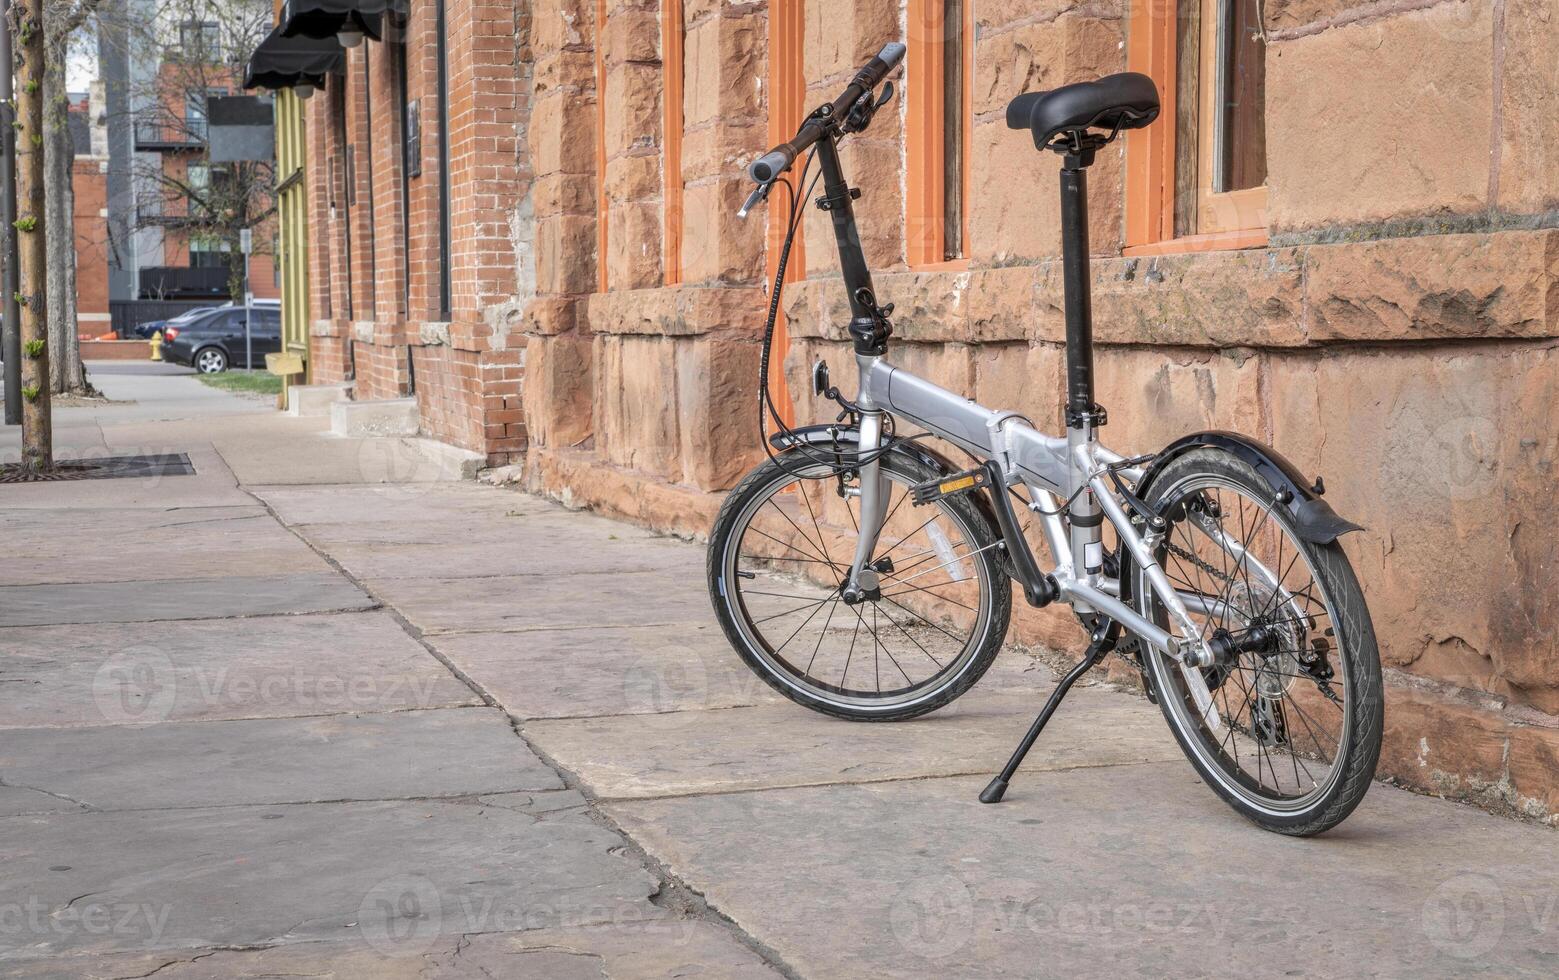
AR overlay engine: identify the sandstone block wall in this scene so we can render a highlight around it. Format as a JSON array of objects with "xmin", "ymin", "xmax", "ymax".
[{"xmin": 308, "ymin": 0, "xmax": 1559, "ymax": 822}]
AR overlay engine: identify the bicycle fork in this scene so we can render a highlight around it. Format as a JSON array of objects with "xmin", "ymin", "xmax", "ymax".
[{"xmin": 842, "ymin": 410, "xmax": 890, "ymax": 603}]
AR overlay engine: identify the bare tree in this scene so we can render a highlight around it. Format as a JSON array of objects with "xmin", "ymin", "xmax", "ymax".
[
  {"xmin": 12, "ymin": 0, "xmax": 51, "ymax": 466},
  {"xmin": 43, "ymin": 1, "xmax": 96, "ymax": 394}
]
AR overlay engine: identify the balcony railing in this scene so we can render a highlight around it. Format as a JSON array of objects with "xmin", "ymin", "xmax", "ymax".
[
  {"xmin": 134, "ymin": 121, "xmax": 206, "ymax": 151},
  {"xmin": 138, "ymin": 266, "xmax": 230, "ymax": 300}
]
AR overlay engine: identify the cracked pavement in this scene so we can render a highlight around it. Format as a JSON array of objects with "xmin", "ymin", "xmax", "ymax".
[{"xmin": 2, "ymin": 365, "xmax": 1557, "ymax": 978}]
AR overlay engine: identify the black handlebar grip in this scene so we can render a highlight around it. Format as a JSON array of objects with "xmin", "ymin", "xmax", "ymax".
[
  {"xmin": 852, "ymin": 41, "xmax": 906, "ymax": 89},
  {"xmin": 749, "ymin": 147, "xmax": 794, "ymax": 184}
]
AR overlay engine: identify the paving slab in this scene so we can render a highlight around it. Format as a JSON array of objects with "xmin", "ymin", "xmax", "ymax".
[
  {"xmin": 0, "ymin": 611, "xmax": 480, "ymax": 729},
  {"xmin": 9, "ymin": 919, "xmax": 784, "ymax": 979},
  {"xmin": 0, "ymin": 707, "xmax": 559, "ymax": 809},
  {"xmin": 610, "ymin": 767, "xmax": 1559, "ymax": 979},
  {"xmin": 0, "ymin": 784, "xmax": 84, "ymax": 817},
  {"xmin": 0, "ymin": 573, "xmax": 375, "ymax": 627},
  {"xmin": 369, "ymin": 568, "xmax": 715, "ymax": 635},
  {"xmin": 524, "ymin": 681, "xmax": 1182, "ymax": 799},
  {"xmin": 250, "ymin": 481, "xmax": 566, "ymax": 526},
  {"xmin": 0, "ymin": 506, "xmax": 328, "ymax": 585},
  {"xmin": 431, "ymin": 621, "xmax": 786, "ymax": 720},
  {"xmin": 0, "ymin": 791, "xmax": 663, "ymax": 962},
  {"xmin": 308, "ymin": 524, "xmax": 703, "ymax": 581}
]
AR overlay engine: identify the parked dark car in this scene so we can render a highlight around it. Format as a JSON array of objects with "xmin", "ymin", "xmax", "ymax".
[
  {"xmin": 134, "ymin": 306, "xmax": 218, "ymax": 339},
  {"xmin": 160, "ymin": 307, "xmax": 283, "ymax": 373}
]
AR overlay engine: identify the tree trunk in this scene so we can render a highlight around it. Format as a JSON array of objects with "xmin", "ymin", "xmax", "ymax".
[
  {"xmin": 13, "ymin": 0, "xmax": 49, "ymax": 468},
  {"xmin": 43, "ymin": 43, "xmax": 84, "ymax": 394}
]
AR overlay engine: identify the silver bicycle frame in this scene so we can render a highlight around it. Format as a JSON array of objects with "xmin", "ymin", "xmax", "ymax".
[{"xmin": 848, "ymin": 351, "xmax": 1236, "ymax": 719}]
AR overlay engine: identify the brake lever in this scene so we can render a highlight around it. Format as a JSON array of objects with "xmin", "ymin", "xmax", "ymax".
[{"xmin": 737, "ymin": 180, "xmax": 774, "ymax": 220}]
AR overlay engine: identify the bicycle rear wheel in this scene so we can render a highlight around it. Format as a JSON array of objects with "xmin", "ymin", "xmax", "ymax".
[
  {"xmin": 708, "ymin": 446, "xmax": 1011, "ymax": 720},
  {"xmin": 1133, "ymin": 447, "xmax": 1383, "ymax": 835}
]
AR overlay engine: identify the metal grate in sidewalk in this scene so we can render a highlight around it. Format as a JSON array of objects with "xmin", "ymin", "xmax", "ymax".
[{"xmin": 0, "ymin": 453, "xmax": 196, "ymax": 483}]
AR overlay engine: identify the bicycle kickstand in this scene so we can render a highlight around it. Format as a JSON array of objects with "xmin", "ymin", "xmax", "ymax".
[{"xmin": 979, "ymin": 618, "xmax": 1119, "ymax": 804}]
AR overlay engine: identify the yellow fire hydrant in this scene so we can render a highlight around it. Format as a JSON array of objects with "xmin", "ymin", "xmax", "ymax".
[{"xmin": 149, "ymin": 330, "xmax": 163, "ymax": 361}]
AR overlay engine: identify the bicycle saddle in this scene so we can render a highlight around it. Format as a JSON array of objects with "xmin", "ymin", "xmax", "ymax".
[{"xmin": 1006, "ymin": 72, "xmax": 1160, "ymax": 150}]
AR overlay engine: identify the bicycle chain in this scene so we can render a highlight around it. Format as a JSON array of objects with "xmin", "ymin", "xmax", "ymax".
[{"xmin": 1163, "ymin": 540, "xmax": 1231, "ymax": 585}]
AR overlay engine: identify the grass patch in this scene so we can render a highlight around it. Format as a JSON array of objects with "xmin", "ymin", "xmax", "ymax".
[{"xmin": 196, "ymin": 371, "xmax": 283, "ymax": 396}]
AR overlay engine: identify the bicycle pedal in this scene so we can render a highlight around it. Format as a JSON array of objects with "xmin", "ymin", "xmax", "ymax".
[{"xmin": 911, "ymin": 468, "xmax": 989, "ymax": 506}]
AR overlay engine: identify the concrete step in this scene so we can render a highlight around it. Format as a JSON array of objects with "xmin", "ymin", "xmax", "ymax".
[
  {"xmin": 330, "ymin": 397, "xmax": 419, "ymax": 437},
  {"xmin": 286, "ymin": 382, "xmax": 353, "ymax": 417}
]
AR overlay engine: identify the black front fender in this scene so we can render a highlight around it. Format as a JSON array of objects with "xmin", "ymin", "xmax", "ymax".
[
  {"xmin": 769, "ymin": 424, "xmax": 1004, "ymax": 541},
  {"xmin": 1137, "ymin": 430, "xmax": 1363, "ymax": 544}
]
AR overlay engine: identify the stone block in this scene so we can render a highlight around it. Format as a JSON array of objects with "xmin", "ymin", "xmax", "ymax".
[
  {"xmin": 605, "ymin": 154, "xmax": 662, "ymax": 203},
  {"xmin": 1091, "ymin": 247, "xmax": 1308, "ymax": 348},
  {"xmin": 601, "ymin": 8, "xmax": 661, "ymax": 65},
  {"xmin": 530, "ymin": 90, "xmax": 597, "ymax": 176},
  {"xmin": 970, "ymin": 119, "xmax": 1125, "ymax": 263},
  {"xmin": 1377, "ymin": 688, "xmax": 1511, "ymax": 804},
  {"xmin": 595, "ymin": 335, "xmax": 682, "ymax": 480},
  {"xmin": 1507, "ymin": 724, "xmax": 1559, "ymax": 819},
  {"xmin": 531, "ymin": 0, "xmax": 594, "ymax": 55},
  {"xmin": 1305, "ymin": 231, "xmax": 1558, "ymax": 342},
  {"xmin": 1498, "ymin": 0, "xmax": 1559, "ymax": 211},
  {"xmin": 677, "ymin": 337, "xmax": 764, "ymax": 490},
  {"xmin": 536, "ymin": 215, "xmax": 599, "ymax": 295},
  {"xmin": 587, "ymin": 283, "xmax": 765, "ymax": 337},
  {"xmin": 603, "ymin": 62, "xmax": 661, "ymax": 159},
  {"xmin": 523, "ymin": 332, "xmax": 594, "ymax": 449},
  {"xmin": 679, "ymin": 178, "xmax": 767, "ymax": 285},
  {"xmin": 286, "ymin": 382, "xmax": 353, "ymax": 418},
  {"xmin": 330, "ymin": 397, "xmax": 421, "ymax": 437},
  {"xmin": 684, "ymin": 12, "xmax": 763, "ymax": 126},
  {"xmin": 532, "ymin": 172, "xmax": 596, "ymax": 216},
  {"xmin": 971, "ymin": 341, "xmax": 1066, "ymax": 430},
  {"xmin": 1267, "ymin": 344, "xmax": 1559, "ymax": 713},
  {"xmin": 1092, "ymin": 346, "xmax": 1263, "ymax": 460},
  {"xmin": 607, "ymin": 199, "xmax": 664, "ymax": 289},
  {"xmin": 971, "ymin": 12, "xmax": 1122, "ymax": 117},
  {"xmin": 1266, "ymin": 2, "xmax": 1494, "ymax": 230}
]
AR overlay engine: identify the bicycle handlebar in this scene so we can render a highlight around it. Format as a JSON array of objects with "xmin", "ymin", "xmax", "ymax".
[{"xmin": 747, "ymin": 41, "xmax": 906, "ymax": 184}]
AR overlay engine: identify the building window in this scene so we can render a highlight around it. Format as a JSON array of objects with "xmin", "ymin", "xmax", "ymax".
[
  {"xmin": 593, "ymin": 0, "xmax": 608, "ymax": 293},
  {"xmin": 189, "ymin": 234, "xmax": 227, "ymax": 269},
  {"xmin": 661, "ymin": 0, "xmax": 684, "ymax": 286},
  {"xmin": 179, "ymin": 20, "xmax": 221, "ymax": 58},
  {"xmin": 1126, "ymin": 0, "xmax": 1269, "ymax": 254},
  {"xmin": 404, "ymin": 100, "xmax": 422, "ymax": 178},
  {"xmin": 435, "ymin": 0, "xmax": 452, "ymax": 317},
  {"xmin": 906, "ymin": 0, "xmax": 971, "ymax": 268}
]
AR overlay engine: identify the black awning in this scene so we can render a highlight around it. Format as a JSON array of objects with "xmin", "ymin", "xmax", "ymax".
[
  {"xmin": 244, "ymin": 25, "xmax": 344, "ymax": 90},
  {"xmin": 279, "ymin": 0, "xmax": 400, "ymax": 42}
]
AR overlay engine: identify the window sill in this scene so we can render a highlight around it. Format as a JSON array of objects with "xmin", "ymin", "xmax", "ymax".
[
  {"xmin": 1122, "ymin": 229, "xmax": 1269, "ymax": 257},
  {"xmin": 906, "ymin": 258, "xmax": 971, "ymax": 273}
]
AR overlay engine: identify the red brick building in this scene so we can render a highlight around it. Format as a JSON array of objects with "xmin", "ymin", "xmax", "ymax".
[
  {"xmin": 69, "ymin": 92, "xmax": 111, "ymax": 333},
  {"xmin": 295, "ymin": 0, "xmax": 1559, "ymax": 822}
]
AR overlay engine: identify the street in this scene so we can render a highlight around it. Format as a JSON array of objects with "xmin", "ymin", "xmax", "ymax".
[{"xmin": 1, "ymin": 366, "xmax": 1556, "ymax": 978}]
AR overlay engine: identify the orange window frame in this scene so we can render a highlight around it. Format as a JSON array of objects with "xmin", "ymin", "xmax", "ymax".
[
  {"xmin": 905, "ymin": 0, "xmax": 972, "ymax": 270},
  {"xmin": 1124, "ymin": 0, "xmax": 1268, "ymax": 256},
  {"xmin": 662, "ymin": 0, "xmax": 684, "ymax": 286}
]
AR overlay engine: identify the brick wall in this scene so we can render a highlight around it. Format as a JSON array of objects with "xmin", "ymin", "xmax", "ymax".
[
  {"xmin": 308, "ymin": 0, "xmax": 1559, "ymax": 822},
  {"xmin": 304, "ymin": 2, "xmax": 533, "ymax": 464}
]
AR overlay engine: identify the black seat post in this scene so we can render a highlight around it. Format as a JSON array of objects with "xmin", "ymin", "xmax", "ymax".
[{"xmin": 1058, "ymin": 149, "xmax": 1097, "ymax": 428}]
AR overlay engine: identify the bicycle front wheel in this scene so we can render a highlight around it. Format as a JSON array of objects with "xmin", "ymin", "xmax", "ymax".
[
  {"xmin": 708, "ymin": 446, "xmax": 1011, "ymax": 721},
  {"xmin": 1134, "ymin": 447, "xmax": 1383, "ymax": 836}
]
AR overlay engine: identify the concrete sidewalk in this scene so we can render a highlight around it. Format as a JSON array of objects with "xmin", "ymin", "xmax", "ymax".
[{"xmin": 2, "ymin": 367, "xmax": 1556, "ymax": 978}]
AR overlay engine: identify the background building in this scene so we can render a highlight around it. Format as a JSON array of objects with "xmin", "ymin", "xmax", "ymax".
[{"xmin": 290, "ymin": 0, "xmax": 1559, "ymax": 822}]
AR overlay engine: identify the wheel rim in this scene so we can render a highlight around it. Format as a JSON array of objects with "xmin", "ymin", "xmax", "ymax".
[
  {"xmin": 197, "ymin": 350, "xmax": 224, "ymax": 373},
  {"xmin": 720, "ymin": 459, "xmax": 995, "ymax": 712},
  {"xmin": 1139, "ymin": 474, "xmax": 1352, "ymax": 816}
]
